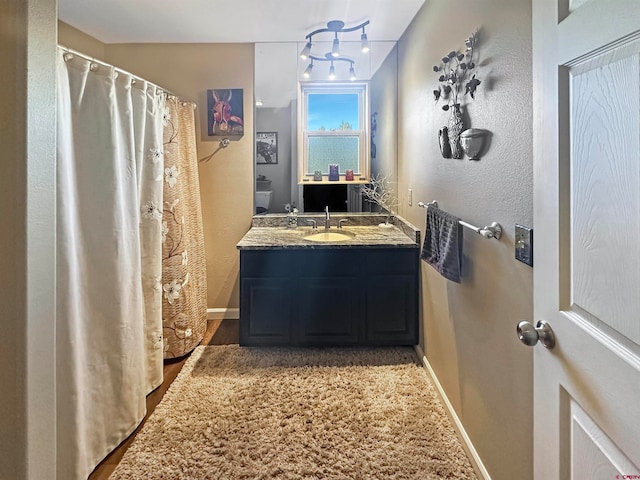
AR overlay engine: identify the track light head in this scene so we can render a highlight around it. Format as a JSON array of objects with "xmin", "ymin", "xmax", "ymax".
[
  {"xmin": 303, "ymin": 62, "xmax": 314, "ymax": 78},
  {"xmin": 349, "ymin": 64, "xmax": 356, "ymax": 81},
  {"xmin": 300, "ymin": 41, "xmax": 312, "ymax": 60},
  {"xmin": 331, "ymin": 36, "xmax": 340, "ymax": 57},
  {"xmin": 361, "ymin": 32, "xmax": 369, "ymax": 53},
  {"xmin": 328, "ymin": 63, "xmax": 336, "ymax": 80}
]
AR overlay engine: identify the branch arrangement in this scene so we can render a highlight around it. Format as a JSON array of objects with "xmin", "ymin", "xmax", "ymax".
[
  {"xmin": 432, "ymin": 30, "xmax": 481, "ymax": 110},
  {"xmin": 361, "ymin": 173, "xmax": 399, "ymax": 225}
]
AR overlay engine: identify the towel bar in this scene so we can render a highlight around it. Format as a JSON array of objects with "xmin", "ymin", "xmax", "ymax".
[{"xmin": 418, "ymin": 201, "xmax": 502, "ymax": 240}]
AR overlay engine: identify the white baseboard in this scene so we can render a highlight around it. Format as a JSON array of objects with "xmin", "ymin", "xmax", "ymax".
[
  {"xmin": 414, "ymin": 345, "xmax": 492, "ymax": 480},
  {"xmin": 207, "ymin": 308, "xmax": 240, "ymax": 320}
]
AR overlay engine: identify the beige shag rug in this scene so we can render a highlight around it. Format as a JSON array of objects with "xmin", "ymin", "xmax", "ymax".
[{"xmin": 111, "ymin": 345, "xmax": 477, "ymax": 480}]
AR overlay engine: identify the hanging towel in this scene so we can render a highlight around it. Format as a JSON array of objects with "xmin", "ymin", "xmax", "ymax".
[{"xmin": 421, "ymin": 206, "xmax": 463, "ymax": 283}]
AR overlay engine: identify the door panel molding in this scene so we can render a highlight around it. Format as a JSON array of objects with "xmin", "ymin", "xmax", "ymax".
[
  {"xmin": 568, "ymin": 45, "xmax": 640, "ymax": 344},
  {"xmin": 558, "ymin": 0, "xmax": 640, "ymax": 65}
]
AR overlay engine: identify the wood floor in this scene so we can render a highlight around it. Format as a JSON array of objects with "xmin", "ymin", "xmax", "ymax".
[{"xmin": 88, "ymin": 318, "xmax": 239, "ymax": 480}]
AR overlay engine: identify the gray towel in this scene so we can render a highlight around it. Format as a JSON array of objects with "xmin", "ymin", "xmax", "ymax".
[{"xmin": 421, "ymin": 206, "xmax": 463, "ymax": 283}]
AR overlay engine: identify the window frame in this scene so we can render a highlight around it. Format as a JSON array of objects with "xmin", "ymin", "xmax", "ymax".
[{"xmin": 298, "ymin": 82, "xmax": 370, "ymax": 184}]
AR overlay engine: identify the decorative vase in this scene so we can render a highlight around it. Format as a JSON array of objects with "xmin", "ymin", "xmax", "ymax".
[
  {"xmin": 438, "ymin": 126, "xmax": 452, "ymax": 158},
  {"xmin": 447, "ymin": 104, "xmax": 464, "ymax": 159},
  {"xmin": 460, "ymin": 128, "xmax": 486, "ymax": 160},
  {"xmin": 328, "ymin": 164, "xmax": 339, "ymax": 181}
]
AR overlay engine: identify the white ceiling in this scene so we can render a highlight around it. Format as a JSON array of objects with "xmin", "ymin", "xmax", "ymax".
[
  {"xmin": 58, "ymin": 0, "xmax": 425, "ymax": 44},
  {"xmin": 58, "ymin": 0, "xmax": 425, "ymax": 108}
]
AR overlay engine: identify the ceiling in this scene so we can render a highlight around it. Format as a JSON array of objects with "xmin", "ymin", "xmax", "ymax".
[
  {"xmin": 57, "ymin": 0, "xmax": 425, "ymax": 44},
  {"xmin": 58, "ymin": 0, "xmax": 425, "ymax": 109}
]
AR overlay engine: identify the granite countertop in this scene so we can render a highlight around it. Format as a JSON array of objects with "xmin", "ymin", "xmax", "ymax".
[{"xmin": 237, "ymin": 225, "xmax": 418, "ymax": 250}]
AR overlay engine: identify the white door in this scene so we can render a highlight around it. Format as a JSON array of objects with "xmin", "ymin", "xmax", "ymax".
[{"xmin": 532, "ymin": 0, "xmax": 640, "ymax": 478}]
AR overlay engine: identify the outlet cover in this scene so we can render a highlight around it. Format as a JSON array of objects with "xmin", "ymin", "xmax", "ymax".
[{"xmin": 515, "ymin": 224, "xmax": 533, "ymax": 267}]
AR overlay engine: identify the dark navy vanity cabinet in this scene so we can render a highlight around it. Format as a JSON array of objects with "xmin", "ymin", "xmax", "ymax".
[{"xmin": 239, "ymin": 247, "xmax": 418, "ymax": 346}]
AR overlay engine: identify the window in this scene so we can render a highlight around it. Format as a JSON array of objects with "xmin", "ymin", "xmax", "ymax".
[{"xmin": 298, "ymin": 82, "xmax": 369, "ymax": 184}]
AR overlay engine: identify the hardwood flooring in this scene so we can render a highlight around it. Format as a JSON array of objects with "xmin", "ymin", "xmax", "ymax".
[{"xmin": 88, "ymin": 318, "xmax": 239, "ymax": 480}]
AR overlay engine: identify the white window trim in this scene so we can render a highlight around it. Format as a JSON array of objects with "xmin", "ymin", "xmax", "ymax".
[{"xmin": 298, "ymin": 82, "xmax": 370, "ymax": 184}]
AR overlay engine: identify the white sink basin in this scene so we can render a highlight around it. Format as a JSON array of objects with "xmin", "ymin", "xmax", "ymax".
[{"xmin": 303, "ymin": 231, "xmax": 355, "ymax": 242}]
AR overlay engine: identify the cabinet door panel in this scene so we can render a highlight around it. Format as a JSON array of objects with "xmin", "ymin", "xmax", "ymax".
[
  {"xmin": 366, "ymin": 273, "xmax": 418, "ymax": 345},
  {"xmin": 240, "ymin": 277, "xmax": 291, "ymax": 345},
  {"xmin": 296, "ymin": 277, "xmax": 362, "ymax": 345}
]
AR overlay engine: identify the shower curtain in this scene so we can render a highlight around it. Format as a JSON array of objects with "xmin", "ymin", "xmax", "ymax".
[
  {"xmin": 161, "ymin": 98, "xmax": 208, "ymax": 358},
  {"xmin": 56, "ymin": 49, "xmax": 165, "ymax": 479}
]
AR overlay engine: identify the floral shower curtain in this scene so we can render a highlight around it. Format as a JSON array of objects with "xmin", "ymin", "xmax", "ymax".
[
  {"xmin": 161, "ymin": 97, "xmax": 208, "ymax": 358},
  {"xmin": 56, "ymin": 48, "xmax": 165, "ymax": 479}
]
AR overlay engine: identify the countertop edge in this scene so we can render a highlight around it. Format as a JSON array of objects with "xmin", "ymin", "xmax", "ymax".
[
  {"xmin": 236, "ymin": 224, "xmax": 419, "ymax": 250},
  {"xmin": 237, "ymin": 243, "xmax": 419, "ymax": 250}
]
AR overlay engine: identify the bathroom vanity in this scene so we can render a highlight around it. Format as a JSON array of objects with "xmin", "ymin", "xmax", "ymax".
[{"xmin": 236, "ymin": 215, "xmax": 420, "ymax": 347}]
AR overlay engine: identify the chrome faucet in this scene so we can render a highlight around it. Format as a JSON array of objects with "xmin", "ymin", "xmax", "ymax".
[{"xmin": 324, "ymin": 205, "xmax": 331, "ymax": 230}]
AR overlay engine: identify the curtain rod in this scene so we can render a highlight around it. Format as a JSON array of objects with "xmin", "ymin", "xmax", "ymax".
[{"xmin": 57, "ymin": 44, "xmax": 197, "ymax": 109}]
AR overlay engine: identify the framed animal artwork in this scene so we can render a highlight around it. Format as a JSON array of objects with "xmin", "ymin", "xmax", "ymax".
[{"xmin": 207, "ymin": 88, "xmax": 244, "ymax": 136}]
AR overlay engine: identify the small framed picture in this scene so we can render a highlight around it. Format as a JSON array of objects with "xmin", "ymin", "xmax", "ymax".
[
  {"xmin": 256, "ymin": 132, "xmax": 278, "ymax": 164},
  {"xmin": 207, "ymin": 88, "xmax": 244, "ymax": 136}
]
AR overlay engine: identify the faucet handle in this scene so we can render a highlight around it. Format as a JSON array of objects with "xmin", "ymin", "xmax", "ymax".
[
  {"xmin": 338, "ymin": 219, "xmax": 349, "ymax": 229},
  {"xmin": 306, "ymin": 219, "xmax": 318, "ymax": 229}
]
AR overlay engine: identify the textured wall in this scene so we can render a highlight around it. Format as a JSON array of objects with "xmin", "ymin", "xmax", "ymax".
[{"xmin": 396, "ymin": 1, "xmax": 534, "ymax": 479}]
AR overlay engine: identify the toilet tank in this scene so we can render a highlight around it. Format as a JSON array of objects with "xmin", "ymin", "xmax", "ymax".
[
  {"xmin": 255, "ymin": 190, "xmax": 272, "ymax": 210},
  {"xmin": 256, "ymin": 179, "xmax": 272, "ymax": 191}
]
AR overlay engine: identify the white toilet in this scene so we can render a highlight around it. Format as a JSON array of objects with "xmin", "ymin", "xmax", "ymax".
[{"xmin": 255, "ymin": 190, "xmax": 272, "ymax": 214}]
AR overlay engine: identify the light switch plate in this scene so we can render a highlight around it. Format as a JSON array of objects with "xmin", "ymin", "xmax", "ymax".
[
  {"xmin": 408, "ymin": 189, "xmax": 413, "ymax": 206},
  {"xmin": 515, "ymin": 224, "xmax": 533, "ymax": 267}
]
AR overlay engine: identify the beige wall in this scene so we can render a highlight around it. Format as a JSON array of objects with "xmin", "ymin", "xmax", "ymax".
[
  {"xmin": 59, "ymin": 23, "xmax": 255, "ymax": 310},
  {"xmin": 58, "ymin": 21, "xmax": 105, "ymax": 60},
  {"xmin": 396, "ymin": 1, "xmax": 534, "ymax": 479}
]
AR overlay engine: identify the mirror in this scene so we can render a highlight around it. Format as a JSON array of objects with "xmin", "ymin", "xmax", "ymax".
[{"xmin": 255, "ymin": 41, "xmax": 398, "ymax": 214}]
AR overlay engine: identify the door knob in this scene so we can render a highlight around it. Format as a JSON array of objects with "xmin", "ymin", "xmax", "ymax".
[{"xmin": 516, "ymin": 320, "xmax": 555, "ymax": 349}]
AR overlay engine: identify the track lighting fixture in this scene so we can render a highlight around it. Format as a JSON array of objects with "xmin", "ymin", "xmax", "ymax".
[
  {"xmin": 303, "ymin": 54, "xmax": 355, "ymax": 81},
  {"xmin": 300, "ymin": 19, "xmax": 370, "ymax": 81}
]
